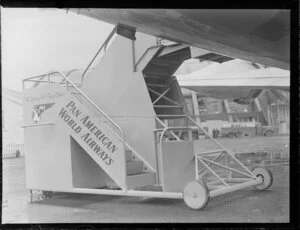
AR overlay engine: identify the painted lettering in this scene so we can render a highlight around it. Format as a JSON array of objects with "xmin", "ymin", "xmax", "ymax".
[
  {"xmin": 109, "ymin": 145, "xmax": 118, "ymax": 154},
  {"xmin": 94, "ymin": 145, "xmax": 103, "ymax": 154},
  {"xmin": 64, "ymin": 115, "xmax": 71, "ymax": 122},
  {"xmin": 98, "ymin": 133, "xmax": 105, "ymax": 141},
  {"xmin": 89, "ymin": 140, "xmax": 97, "ymax": 149},
  {"xmin": 94, "ymin": 130, "xmax": 102, "ymax": 138},
  {"xmin": 81, "ymin": 133, "xmax": 90, "ymax": 142},
  {"xmin": 85, "ymin": 120, "xmax": 94, "ymax": 130},
  {"xmin": 106, "ymin": 158, "xmax": 113, "ymax": 165},
  {"xmin": 67, "ymin": 119, "xmax": 74, "ymax": 127},
  {"xmin": 80, "ymin": 115, "xmax": 89, "ymax": 124},
  {"xmin": 59, "ymin": 107, "xmax": 68, "ymax": 118},
  {"xmin": 102, "ymin": 154, "xmax": 110, "ymax": 162},
  {"xmin": 102, "ymin": 137, "xmax": 109, "ymax": 144},
  {"xmin": 66, "ymin": 101, "xmax": 75, "ymax": 109},
  {"xmin": 90, "ymin": 125, "xmax": 97, "ymax": 133},
  {"xmin": 74, "ymin": 126, "xmax": 81, "ymax": 133},
  {"xmin": 86, "ymin": 137, "xmax": 92, "ymax": 145}
]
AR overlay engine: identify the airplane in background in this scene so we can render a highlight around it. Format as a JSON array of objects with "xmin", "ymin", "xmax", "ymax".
[{"xmin": 175, "ymin": 59, "xmax": 290, "ymax": 103}]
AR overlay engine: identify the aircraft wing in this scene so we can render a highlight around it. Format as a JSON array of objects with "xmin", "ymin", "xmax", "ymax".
[{"xmin": 68, "ymin": 9, "xmax": 290, "ymax": 70}]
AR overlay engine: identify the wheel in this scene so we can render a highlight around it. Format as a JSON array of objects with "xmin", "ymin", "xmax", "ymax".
[
  {"xmin": 251, "ymin": 167, "xmax": 273, "ymax": 190},
  {"xmin": 183, "ymin": 180, "xmax": 210, "ymax": 210}
]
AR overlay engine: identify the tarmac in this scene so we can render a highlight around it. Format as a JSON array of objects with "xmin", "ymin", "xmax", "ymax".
[{"xmin": 2, "ymin": 136, "xmax": 290, "ymax": 223}]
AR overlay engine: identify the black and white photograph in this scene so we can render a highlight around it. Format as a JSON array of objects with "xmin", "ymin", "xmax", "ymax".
[{"xmin": 1, "ymin": 5, "xmax": 296, "ymax": 225}]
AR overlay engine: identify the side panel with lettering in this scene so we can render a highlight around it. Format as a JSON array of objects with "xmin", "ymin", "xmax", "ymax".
[{"xmin": 55, "ymin": 95, "xmax": 126, "ymax": 189}]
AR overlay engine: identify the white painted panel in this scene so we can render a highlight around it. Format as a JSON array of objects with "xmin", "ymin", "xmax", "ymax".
[
  {"xmin": 82, "ymin": 35, "xmax": 157, "ymax": 170},
  {"xmin": 134, "ymin": 32, "xmax": 157, "ymax": 65},
  {"xmin": 159, "ymin": 141, "xmax": 195, "ymax": 192},
  {"xmin": 24, "ymin": 84, "xmax": 72, "ymax": 191},
  {"xmin": 24, "ymin": 123, "xmax": 73, "ymax": 191},
  {"xmin": 70, "ymin": 137, "xmax": 114, "ymax": 189}
]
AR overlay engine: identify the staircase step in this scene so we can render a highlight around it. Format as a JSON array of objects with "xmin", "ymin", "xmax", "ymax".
[
  {"xmin": 157, "ymin": 114, "xmax": 186, "ymax": 118},
  {"xmin": 144, "ymin": 72, "xmax": 170, "ymax": 77},
  {"xmin": 126, "ymin": 161, "xmax": 144, "ymax": 175},
  {"xmin": 197, "ymin": 149, "xmax": 225, "ymax": 155},
  {"xmin": 147, "ymin": 83, "xmax": 169, "ymax": 88},
  {"xmin": 154, "ymin": 105, "xmax": 182, "ymax": 108},
  {"xmin": 145, "ymin": 75, "xmax": 164, "ymax": 79},
  {"xmin": 127, "ymin": 172, "xmax": 156, "ymax": 190}
]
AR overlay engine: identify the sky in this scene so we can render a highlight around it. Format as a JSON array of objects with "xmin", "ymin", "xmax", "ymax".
[{"xmin": 1, "ymin": 8, "xmax": 114, "ymax": 91}]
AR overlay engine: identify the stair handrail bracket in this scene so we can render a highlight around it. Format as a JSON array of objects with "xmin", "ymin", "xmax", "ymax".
[{"xmin": 24, "ymin": 70, "xmax": 128, "ymax": 191}]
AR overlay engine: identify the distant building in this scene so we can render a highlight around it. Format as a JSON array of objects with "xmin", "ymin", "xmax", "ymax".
[
  {"xmin": 2, "ymin": 88, "xmax": 24, "ymax": 156},
  {"xmin": 182, "ymin": 88, "xmax": 290, "ymax": 135}
]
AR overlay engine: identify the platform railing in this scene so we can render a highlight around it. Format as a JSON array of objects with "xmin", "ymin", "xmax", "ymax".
[
  {"xmin": 156, "ymin": 116, "xmax": 260, "ymax": 192},
  {"xmin": 155, "ymin": 114, "xmax": 256, "ymax": 178},
  {"xmin": 23, "ymin": 71, "xmax": 128, "ymax": 190}
]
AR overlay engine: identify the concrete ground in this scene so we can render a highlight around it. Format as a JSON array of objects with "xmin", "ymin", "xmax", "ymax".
[{"xmin": 2, "ymin": 136, "xmax": 289, "ymax": 223}]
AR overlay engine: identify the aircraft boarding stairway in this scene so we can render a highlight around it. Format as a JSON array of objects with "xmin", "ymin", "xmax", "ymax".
[{"xmin": 23, "ymin": 25, "xmax": 273, "ymax": 210}]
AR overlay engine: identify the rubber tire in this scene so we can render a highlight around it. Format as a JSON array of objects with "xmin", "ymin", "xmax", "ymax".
[
  {"xmin": 251, "ymin": 167, "xmax": 273, "ymax": 191},
  {"xmin": 183, "ymin": 180, "xmax": 210, "ymax": 210}
]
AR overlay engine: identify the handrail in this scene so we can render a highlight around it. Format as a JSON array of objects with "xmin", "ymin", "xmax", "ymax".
[
  {"xmin": 23, "ymin": 71, "xmax": 128, "ymax": 190},
  {"xmin": 186, "ymin": 116, "xmax": 227, "ymax": 150},
  {"xmin": 22, "ymin": 122, "xmax": 55, "ymax": 128},
  {"xmin": 81, "ymin": 25, "xmax": 118, "ymax": 83},
  {"xmin": 134, "ymin": 44, "xmax": 163, "ymax": 70}
]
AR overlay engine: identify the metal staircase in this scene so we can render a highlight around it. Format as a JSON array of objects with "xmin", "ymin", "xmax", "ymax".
[
  {"xmin": 22, "ymin": 27, "xmax": 273, "ymax": 210},
  {"xmin": 141, "ymin": 43, "xmax": 194, "ymax": 140}
]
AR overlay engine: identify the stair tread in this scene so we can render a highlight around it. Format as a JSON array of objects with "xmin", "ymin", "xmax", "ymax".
[
  {"xmin": 197, "ymin": 149, "xmax": 225, "ymax": 155},
  {"xmin": 154, "ymin": 105, "xmax": 182, "ymax": 108},
  {"xmin": 147, "ymin": 83, "xmax": 169, "ymax": 87},
  {"xmin": 127, "ymin": 161, "xmax": 144, "ymax": 176},
  {"xmin": 157, "ymin": 114, "xmax": 186, "ymax": 117},
  {"xmin": 127, "ymin": 172, "xmax": 153, "ymax": 177}
]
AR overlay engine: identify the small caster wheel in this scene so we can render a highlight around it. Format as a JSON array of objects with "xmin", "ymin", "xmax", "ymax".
[
  {"xmin": 183, "ymin": 180, "xmax": 210, "ymax": 210},
  {"xmin": 252, "ymin": 167, "xmax": 273, "ymax": 190},
  {"xmin": 42, "ymin": 191, "xmax": 53, "ymax": 199}
]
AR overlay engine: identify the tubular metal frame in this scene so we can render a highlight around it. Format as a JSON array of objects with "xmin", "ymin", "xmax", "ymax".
[{"xmin": 156, "ymin": 114, "xmax": 263, "ymax": 197}]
